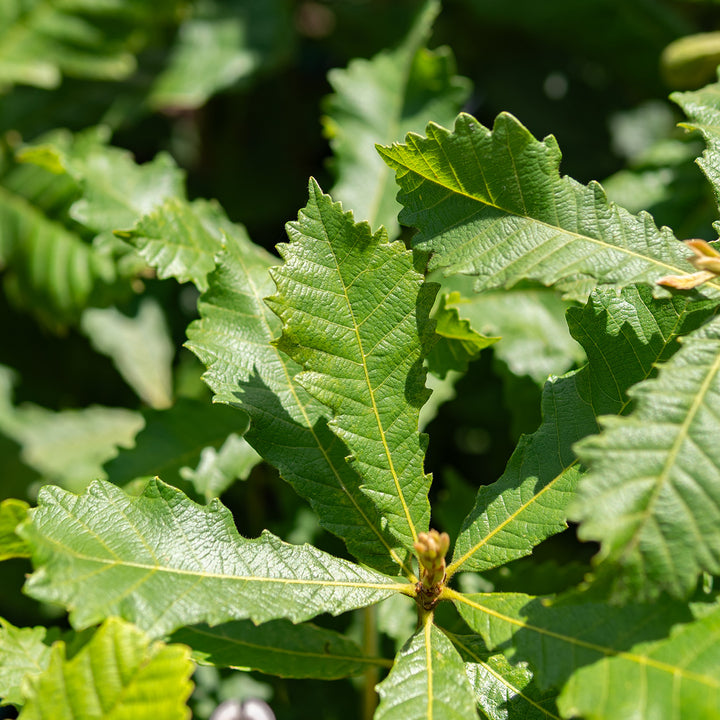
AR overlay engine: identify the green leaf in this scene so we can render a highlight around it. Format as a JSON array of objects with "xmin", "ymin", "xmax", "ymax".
[
  {"xmin": 20, "ymin": 478, "xmax": 406, "ymax": 637},
  {"xmin": 672, "ymin": 69, "xmax": 720, "ymax": 222},
  {"xmin": 117, "ymin": 197, "xmax": 228, "ymax": 292},
  {"xmin": 18, "ymin": 618, "xmax": 193, "ymax": 720},
  {"xmin": 81, "ymin": 298, "xmax": 175, "ymax": 409},
  {"xmin": 437, "ymin": 275, "xmax": 584, "ymax": 385},
  {"xmin": 378, "ymin": 113, "xmax": 710, "ymax": 296},
  {"xmin": 323, "ymin": 0, "xmax": 470, "ymax": 235},
  {"xmin": 181, "ymin": 203, "xmax": 413, "ymax": 576},
  {"xmin": 150, "ymin": 0, "xmax": 293, "ymax": 110},
  {"xmin": 572, "ymin": 312, "xmax": 720, "ymax": 601},
  {"xmin": 180, "ymin": 434, "xmax": 261, "ymax": 501},
  {"xmin": 171, "ymin": 619, "xmax": 388, "ymax": 679},
  {"xmin": 0, "ymin": 619, "xmax": 51, "ymax": 706},
  {"xmin": 0, "ymin": 498, "xmax": 30, "ymax": 561},
  {"xmin": 452, "ymin": 591, "xmax": 719, "ymax": 720},
  {"xmin": 449, "ymin": 284, "xmax": 718, "ymax": 576},
  {"xmin": 426, "ymin": 293, "xmax": 499, "ymax": 379},
  {"xmin": 449, "ymin": 634, "xmax": 560, "ymax": 720},
  {"xmin": 268, "ymin": 180, "xmax": 435, "ymax": 553},
  {"xmin": 375, "ymin": 614, "xmax": 479, "ymax": 720},
  {"xmin": 104, "ymin": 397, "xmax": 250, "ymax": 491}
]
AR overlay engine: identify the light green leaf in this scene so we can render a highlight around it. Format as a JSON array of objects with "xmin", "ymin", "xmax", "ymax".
[
  {"xmin": 0, "ymin": 498, "xmax": 30, "ymax": 561},
  {"xmin": 572, "ymin": 312, "xmax": 720, "ymax": 601},
  {"xmin": 268, "ymin": 180, "xmax": 435, "ymax": 553},
  {"xmin": 180, "ymin": 433, "xmax": 261, "ymax": 501},
  {"xmin": 673, "ymin": 69, "xmax": 720, "ymax": 221},
  {"xmin": 150, "ymin": 0, "xmax": 293, "ymax": 110},
  {"xmin": 449, "ymin": 284, "xmax": 718, "ymax": 576},
  {"xmin": 20, "ymin": 478, "xmax": 407, "ymax": 638},
  {"xmin": 171, "ymin": 619, "xmax": 388, "ymax": 679},
  {"xmin": 378, "ymin": 113, "xmax": 712, "ymax": 296},
  {"xmin": 323, "ymin": 0, "xmax": 470, "ymax": 235},
  {"xmin": 452, "ymin": 591, "xmax": 718, "ymax": 720},
  {"xmin": 375, "ymin": 614, "xmax": 478, "ymax": 720},
  {"xmin": 178, "ymin": 202, "xmax": 411, "ymax": 576},
  {"xmin": 18, "ymin": 618, "xmax": 193, "ymax": 720},
  {"xmin": 427, "ymin": 293, "xmax": 499, "ymax": 379},
  {"xmin": 104, "ymin": 397, "xmax": 249, "ymax": 490},
  {"xmin": 81, "ymin": 298, "xmax": 175, "ymax": 409},
  {"xmin": 437, "ymin": 274, "xmax": 584, "ymax": 385},
  {"xmin": 117, "ymin": 197, "xmax": 228, "ymax": 292},
  {"xmin": 449, "ymin": 634, "xmax": 560, "ymax": 720},
  {"xmin": 0, "ymin": 619, "xmax": 51, "ymax": 706},
  {"xmin": 0, "ymin": 381, "xmax": 143, "ymax": 492}
]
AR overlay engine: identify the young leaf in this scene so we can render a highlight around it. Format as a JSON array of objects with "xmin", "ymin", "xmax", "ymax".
[
  {"xmin": 375, "ymin": 613, "xmax": 479, "ymax": 720},
  {"xmin": 0, "ymin": 619, "xmax": 51, "ymax": 707},
  {"xmin": 184, "ymin": 208, "xmax": 414, "ymax": 575},
  {"xmin": 449, "ymin": 634, "xmax": 560, "ymax": 720},
  {"xmin": 572, "ymin": 313, "xmax": 720, "ymax": 601},
  {"xmin": 20, "ymin": 478, "xmax": 407, "ymax": 638},
  {"xmin": 18, "ymin": 618, "xmax": 193, "ymax": 720},
  {"xmin": 268, "ymin": 179, "xmax": 436, "ymax": 551},
  {"xmin": 451, "ymin": 591, "xmax": 718, "ymax": 720},
  {"xmin": 0, "ymin": 498, "xmax": 30, "ymax": 561},
  {"xmin": 171, "ymin": 619, "xmax": 390, "ymax": 679},
  {"xmin": 378, "ymin": 113, "xmax": 711, "ymax": 296},
  {"xmin": 323, "ymin": 0, "xmax": 470, "ymax": 235},
  {"xmin": 448, "ymin": 284, "xmax": 718, "ymax": 575}
]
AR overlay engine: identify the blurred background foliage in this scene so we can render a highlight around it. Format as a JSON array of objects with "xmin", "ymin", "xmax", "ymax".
[{"xmin": 4, "ymin": 0, "xmax": 720, "ymax": 717}]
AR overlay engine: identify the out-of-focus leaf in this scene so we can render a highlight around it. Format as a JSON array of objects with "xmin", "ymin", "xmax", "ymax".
[
  {"xmin": 662, "ymin": 31, "xmax": 720, "ymax": 89},
  {"xmin": 80, "ymin": 298, "xmax": 174, "ymax": 409},
  {"xmin": 0, "ymin": 618, "xmax": 51, "ymax": 707},
  {"xmin": 104, "ymin": 397, "xmax": 249, "ymax": 490},
  {"xmin": 0, "ymin": 498, "xmax": 30, "ymax": 561},
  {"xmin": 427, "ymin": 294, "xmax": 499, "ymax": 379},
  {"xmin": 375, "ymin": 614, "xmax": 478, "ymax": 720},
  {"xmin": 268, "ymin": 180, "xmax": 435, "ymax": 555},
  {"xmin": 150, "ymin": 0, "xmax": 294, "ymax": 110},
  {"xmin": 171, "ymin": 619, "xmax": 388, "ymax": 679},
  {"xmin": 18, "ymin": 618, "xmax": 193, "ymax": 720},
  {"xmin": 180, "ymin": 433, "xmax": 261, "ymax": 501},
  {"xmin": 322, "ymin": 0, "xmax": 470, "ymax": 235},
  {"xmin": 20, "ymin": 478, "xmax": 407, "ymax": 637}
]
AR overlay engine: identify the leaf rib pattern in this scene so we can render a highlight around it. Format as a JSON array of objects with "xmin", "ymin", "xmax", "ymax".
[
  {"xmin": 448, "ymin": 285, "xmax": 718, "ymax": 575},
  {"xmin": 20, "ymin": 479, "xmax": 406, "ymax": 638},
  {"xmin": 268, "ymin": 180, "xmax": 435, "ymax": 551},
  {"xmin": 573, "ymin": 312, "xmax": 720, "ymax": 600},
  {"xmin": 378, "ymin": 113, "xmax": 719, "ymax": 297}
]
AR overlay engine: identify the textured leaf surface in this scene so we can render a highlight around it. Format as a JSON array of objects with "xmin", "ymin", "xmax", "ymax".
[
  {"xmin": 323, "ymin": 0, "xmax": 470, "ymax": 235},
  {"xmin": 672, "ymin": 69, "xmax": 720, "ymax": 220},
  {"xmin": 375, "ymin": 614, "xmax": 478, "ymax": 720},
  {"xmin": 268, "ymin": 180, "xmax": 435, "ymax": 551},
  {"xmin": 183, "ymin": 208, "xmax": 413, "ymax": 576},
  {"xmin": 150, "ymin": 0, "xmax": 293, "ymax": 110},
  {"xmin": 379, "ymin": 113, "xmax": 713, "ymax": 296},
  {"xmin": 0, "ymin": 498, "xmax": 30, "ymax": 561},
  {"xmin": 171, "ymin": 619, "xmax": 387, "ymax": 679},
  {"xmin": 20, "ymin": 478, "xmax": 405, "ymax": 637},
  {"xmin": 104, "ymin": 397, "xmax": 249, "ymax": 490},
  {"xmin": 81, "ymin": 298, "xmax": 175, "ymax": 409},
  {"xmin": 118, "ymin": 197, "xmax": 227, "ymax": 292},
  {"xmin": 449, "ymin": 634, "xmax": 559, "ymax": 720},
  {"xmin": 0, "ymin": 619, "xmax": 51, "ymax": 706},
  {"xmin": 449, "ymin": 284, "xmax": 718, "ymax": 575},
  {"xmin": 18, "ymin": 618, "xmax": 193, "ymax": 720},
  {"xmin": 452, "ymin": 591, "xmax": 719, "ymax": 720},
  {"xmin": 573, "ymin": 313, "xmax": 720, "ymax": 601}
]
